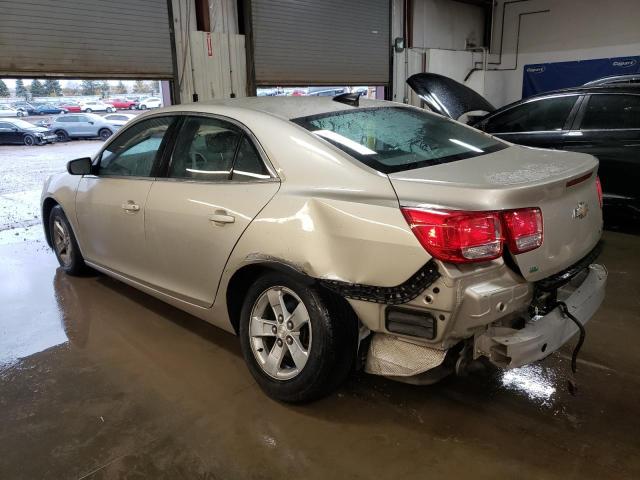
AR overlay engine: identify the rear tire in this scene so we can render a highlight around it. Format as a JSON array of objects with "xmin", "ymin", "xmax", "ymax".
[
  {"xmin": 85, "ymin": 108, "xmax": 92, "ymax": 113},
  {"xmin": 23, "ymin": 135, "xmax": 35, "ymax": 146},
  {"xmin": 98, "ymin": 128, "xmax": 112, "ymax": 140},
  {"xmin": 139, "ymin": 104, "xmax": 147, "ymax": 110},
  {"xmin": 49, "ymin": 205, "xmax": 87, "ymax": 276},
  {"xmin": 106, "ymin": 107, "xmax": 115, "ymax": 113},
  {"xmin": 239, "ymin": 272, "xmax": 358, "ymax": 403},
  {"xmin": 129, "ymin": 105, "xmax": 136, "ymax": 110}
]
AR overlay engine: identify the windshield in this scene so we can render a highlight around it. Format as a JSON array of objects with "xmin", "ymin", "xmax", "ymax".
[{"xmin": 293, "ymin": 106, "xmax": 506, "ymax": 173}]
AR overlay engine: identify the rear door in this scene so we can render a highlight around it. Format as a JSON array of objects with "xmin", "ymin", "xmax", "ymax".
[
  {"xmin": 75, "ymin": 115, "xmax": 178, "ymax": 280},
  {"xmin": 564, "ymin": 93, "xmax": 640, "ymax": 207},
  {"xmin": 479, "ymin": 95, "xmax": 582, "ymax": 149},
  {"xmin": 144, "ymin": 114, "xmax": 279, "ymax": 307}
]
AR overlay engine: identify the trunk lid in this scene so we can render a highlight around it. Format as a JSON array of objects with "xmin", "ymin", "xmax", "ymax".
[
  {"xmin": 407, "ymin": 73, "xmax": 495, "ymax": 121},
  {"xmin": 390, "ymin": 145, "xmax": 603, "ymax": 281}
]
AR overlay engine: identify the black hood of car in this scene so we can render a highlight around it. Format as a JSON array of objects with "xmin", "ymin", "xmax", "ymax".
[{"xmin": 407, "ymin": 73, "xmax": 495, "ymax": 121}]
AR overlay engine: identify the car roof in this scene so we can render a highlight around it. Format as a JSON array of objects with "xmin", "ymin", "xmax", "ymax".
[
  {"xmin": 164, "ymin": 96, "xmax": 392, "ymax": 120},
  {"xmin": 526, "ymin": 83, "xmax": 640, "ymax": 99}
]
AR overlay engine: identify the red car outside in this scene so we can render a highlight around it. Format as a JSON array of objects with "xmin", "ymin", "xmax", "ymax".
[
  {"xmin": 107, "ymin": 98, "xmax": 139, "ymax": 110},
  {"xmin": 59, "ymin": 102, "xmax": 81, "ymax": 113}
]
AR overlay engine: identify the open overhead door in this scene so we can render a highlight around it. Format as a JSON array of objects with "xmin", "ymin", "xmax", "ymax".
[
  {"xmin": 249, "ymin": 0, "xmax": 390, "ymax": 86},
  {"xmin": 0, "ymin": 0, "xmax": 174, "ymax": 79}
]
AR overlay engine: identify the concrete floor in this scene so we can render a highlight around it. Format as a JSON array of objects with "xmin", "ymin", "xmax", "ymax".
[{"xmin": 0, "ymin": 143, "xmax": 639, "ymax": 479}]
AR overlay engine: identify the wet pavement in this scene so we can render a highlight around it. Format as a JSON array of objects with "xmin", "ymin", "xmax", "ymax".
[
  {"xmin": 0, "ymin": 228, "xmax": 638, "ymax": 479},
  {"xmin": 0, "ymin": 143, "xmax": 639, "ymax": 478}
]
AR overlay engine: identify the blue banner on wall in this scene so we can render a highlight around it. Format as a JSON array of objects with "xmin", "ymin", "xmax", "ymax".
[{"xmin": 522, "ymin": 56, "xmax": 640, "ymax": 98}]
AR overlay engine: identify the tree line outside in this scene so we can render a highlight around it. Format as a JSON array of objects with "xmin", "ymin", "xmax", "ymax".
[{"xmin": 0, "ymin": 79, "xmax": 157, "ymax": 99}]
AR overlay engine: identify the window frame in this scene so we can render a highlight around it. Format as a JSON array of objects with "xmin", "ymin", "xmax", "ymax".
[
  {"xmin": 572, "ymin": 92, "xmax": 640, "ymax": 131},
  {"xmin": 157, "ymin": 113, "xmax": 278, "ymax": 184},
  {"xmin": 480, "ymin": 93, "xmax": 582, "ymax": 135},
  {"xmin": 91, "ymin": 113, "xmax": 181, "ymax": 180}
]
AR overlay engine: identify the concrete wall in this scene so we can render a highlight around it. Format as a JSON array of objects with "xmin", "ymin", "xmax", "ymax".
[{"xmin": 485, "ymin": 0, "xmax": 640, "ymax": 107}]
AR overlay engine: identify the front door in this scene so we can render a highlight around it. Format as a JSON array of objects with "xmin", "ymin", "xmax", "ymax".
[
  {"xmin": 75, "ymin": 115, "xmax": 177, "ymax": 280},
  {"xmin": 144, "ymin": 115, "xmax": 279, "ymax": 307},
  {"xmin": 0, "ymin": 121, "xmax": 21, "ymax": 144}
]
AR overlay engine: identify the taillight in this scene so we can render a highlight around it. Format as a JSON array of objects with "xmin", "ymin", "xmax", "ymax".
[
  {"xmin": 402, "ymin": 207, "xmax": 544, "ymax": 263},
  {"xmin": 595, "ymin": 176, "xmax": 603, "ymax": 209},
  {"xmin": 401, "ymin": 208, "xmax": 503, "ymax": 263},
  {"xmin": 501, "ymin": 208, "xmax": 543, "ymax": 254}
]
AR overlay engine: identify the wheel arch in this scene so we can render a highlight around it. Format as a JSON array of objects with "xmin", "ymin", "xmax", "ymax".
[
  {"xmin": 42, "ymin": 196, "xmax": 60, "ymax": 248},
  {"xmin": 225, "ymin": 260, "xmax": 358, "ymax": 337}
]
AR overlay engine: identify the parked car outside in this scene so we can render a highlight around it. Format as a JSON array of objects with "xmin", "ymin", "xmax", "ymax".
[
  {"xmin": 42, "ymin": 97, "xmax": 606, "ymax": 402},
  {"xmin": 0, "ymin": 118, "xmax": 57, "ymax": 145},
  {"xmin": 11, "ymin": 102, "xmax": 36, "ymax": 116},
  {"xmin": 0, "ymin": 104, "xmax": 21, "ymax": 117},
  {"xmin": 31, "ymin": 103, "xmax": 68, "ymax": 115},
  {"xmin": 50, "ymin": 113, "xmax": 120, "ymax": 141},
  {"xmin": 59, "ymin": 101, "xmax": 82, "ymax": 113},
  {"xmin": 80, "ymin": 100, "xmax": 115, "ymax": 113},
  {"xmin": 306, "ymin": 87, "xmax": 347, "ymax": 97},
  {"xmin": 408, "ymin": 73, "xmax": 640, "ymax": 224},
  {"xmin": 137, "ymin": 97, "xmax": 163, "ymax": 109},
  {"xmin": 107, "ymin": 98, "xmax": 139, "ymax": 110},
  {"xmin": 103, "ymin": 113, "xmax": 136, "ymax": 127}
]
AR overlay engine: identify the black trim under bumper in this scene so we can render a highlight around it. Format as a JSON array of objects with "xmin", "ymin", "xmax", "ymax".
[{"xmin": 320, "ymin": 260, "xmax": 440, "ymax": 305}]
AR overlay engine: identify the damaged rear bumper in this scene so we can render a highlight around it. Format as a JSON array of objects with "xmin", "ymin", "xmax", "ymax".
[{"xmin": 474, "ymin": 264, "xmax": 607, "ymax": 369}]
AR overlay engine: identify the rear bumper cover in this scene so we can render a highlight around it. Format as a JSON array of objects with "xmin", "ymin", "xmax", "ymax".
[{"xmin": 475, "ymin": 263, "xmax": 607, "ymax": 368}]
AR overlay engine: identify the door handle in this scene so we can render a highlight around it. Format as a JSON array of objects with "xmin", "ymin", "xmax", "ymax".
[
  {"xmin": 122, "ymin": 201, "xmax": 140, "ymax": 212},
  {"xmin": 209, "ymin": 212, "xmax": 235, "ymax": 225}
]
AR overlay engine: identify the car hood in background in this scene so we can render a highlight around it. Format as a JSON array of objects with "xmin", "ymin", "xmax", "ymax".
[{"xmin": 407, "ymin": 73, "xmax": 495, "ymax": 121}]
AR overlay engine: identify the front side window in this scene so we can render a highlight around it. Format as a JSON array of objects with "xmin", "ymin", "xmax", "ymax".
[
  {"xmin": 99, "ymin": 116, "xmax": 175, "ymax": 177},
  {"xmin": 169, "ymin": 117, "xmax": 242, "ymax": 181},
  {"xmin": 484, "ymin": 96, "xmax": 577, "ymax": 134},
  {"xmin": 293, "ymin": 107, "xmax": 506, "ymax": 174},
  {"xmin": 580, "ymin": 94, "xmax": 640, "ymax": 130}
]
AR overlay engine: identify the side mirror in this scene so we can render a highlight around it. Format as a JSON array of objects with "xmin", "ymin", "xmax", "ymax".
[
  {"xmin": 67, "ymin": 157, "xmax": 93, "ymax": 175},
  {"xmin": 12, "ymin": 127, "xmax": 18, "ymax": 131}
]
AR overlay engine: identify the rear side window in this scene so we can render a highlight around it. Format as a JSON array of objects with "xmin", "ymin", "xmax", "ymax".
[
  {"xmin": 580, "ymin": 94, "xmax": 640, "ymax": 130},
  {"xmin": 484, "ymin": 96, "xmax": 577, "ymax": 133},
  {"xmin": 169, "ymin": 116, "xmax": 242, "ymax": 181},
  {"xmin": 293, "ymin": 106, "xmax": 505, "ymax": 174},
  {"xmin": 232, "ymin": 136, "xmax": 270, "ymax": 180}
]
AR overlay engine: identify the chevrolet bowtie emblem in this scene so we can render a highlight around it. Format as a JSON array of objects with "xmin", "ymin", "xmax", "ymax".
[{"xmin": 573, "ymin": 201, "xmax": 589, "ymax": 219}]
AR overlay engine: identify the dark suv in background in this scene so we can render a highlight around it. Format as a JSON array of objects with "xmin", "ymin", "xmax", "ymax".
[{"xmin": 408, "ymin": 74, "xmax": 640, "ymax": 229}]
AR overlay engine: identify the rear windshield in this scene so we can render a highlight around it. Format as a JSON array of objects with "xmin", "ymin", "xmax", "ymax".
[{"xmin": 293, "ymin": 106, "xmax": 507, "ymax": 173}]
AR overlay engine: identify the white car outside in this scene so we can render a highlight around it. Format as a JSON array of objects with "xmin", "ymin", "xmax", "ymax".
[
  {"xmin": 80, "ymin": 100, "xmax": 115, "ymax": 113},
  {"xmin": 103, "ymin": 113, "xmax": 137, "ymax": 127},
  {"xmin": 137, "ymin": 97, "xmax": 163, "ymax": 109},
  {"xmin": 0, "ymin": 104, "xmax": 20, "ymax": 117}
]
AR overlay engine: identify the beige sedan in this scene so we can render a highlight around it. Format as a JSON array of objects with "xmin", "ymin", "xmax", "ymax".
[{"xmin": 41, "ymin": 96, "xmax": 607, "ymax": 402}]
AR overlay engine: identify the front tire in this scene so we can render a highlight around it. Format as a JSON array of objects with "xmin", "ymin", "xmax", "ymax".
[
  {"xmin": 139, "ymin": 104, "xmax": 147, "ymax": 110},
  {"xmin": 106, "ymin": 107, "xmax": 115, "ymax": 113},
  {"xmin": 85, "ymin": 108, "xmax": 92, "ymax": 113},
  {"xmin": 23, "ymin": 135, "xmax": 35, "ymax": 146},
  {"xmin": 17, "ymin": 111, "xmax": 25, "ymax": 117},
  {"xmin": 49, "ymin": 205, "xmax": 87, "ymax": 275},
  {"xmin": 239, "ymin": 272, "xmax": 357, "ymax": 403}
]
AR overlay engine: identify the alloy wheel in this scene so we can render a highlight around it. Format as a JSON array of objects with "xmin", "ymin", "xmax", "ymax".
[
  {"xmin": 52, "ymin": 218, "xmax": 72, "ymax": 267},
  {"xmin": 249, "ymin": 286, "xmax": 312, "ymax": 380}
]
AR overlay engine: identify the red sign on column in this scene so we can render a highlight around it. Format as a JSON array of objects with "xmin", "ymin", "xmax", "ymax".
[{"xmin": 206, "ymin": 32, "xmax": 213, "ymax": 57}]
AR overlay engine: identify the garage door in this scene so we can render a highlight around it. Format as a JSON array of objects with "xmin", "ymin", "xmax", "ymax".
[
  {"xmin": 0, "ymin": 0, "xmax": 174, "ymax": 79},
  {"xmin": 250, "ymin": 0, "xmax": 390, "ymax": 86}
]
